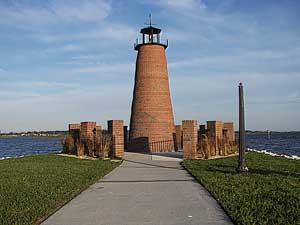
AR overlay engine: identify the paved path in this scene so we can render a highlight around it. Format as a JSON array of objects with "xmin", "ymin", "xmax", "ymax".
[{"xmin": 42, "ymin": 153, "xmax": 232, "ymax": 225}]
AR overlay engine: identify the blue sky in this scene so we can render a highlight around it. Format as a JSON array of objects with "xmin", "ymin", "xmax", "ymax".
[{"xmin": 0, "ymin": 0, "xmax": 299, "ymax": 132}]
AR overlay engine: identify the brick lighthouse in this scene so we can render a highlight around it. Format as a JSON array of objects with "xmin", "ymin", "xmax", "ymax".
[{"xmin": 129, "ymin": 16, "xmax": 176, "ymax": 152}]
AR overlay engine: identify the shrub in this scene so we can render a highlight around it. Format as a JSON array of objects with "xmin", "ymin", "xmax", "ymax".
[
  {"xmin": 96, "ymin": 133, "xmax": 112, "ymax": 159},
  {"xmin": 61, "ymin": 135, "xmax": 75, "ymax": 154}
]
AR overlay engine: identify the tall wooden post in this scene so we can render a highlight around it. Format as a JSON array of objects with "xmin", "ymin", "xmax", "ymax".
[{"xmin": 237, "ymin": 83, "xmax": 248, "ymax": 172}]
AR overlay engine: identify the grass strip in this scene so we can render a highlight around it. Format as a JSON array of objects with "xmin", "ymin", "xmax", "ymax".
[
  {"xmin": 0, "ymin": 154, "xmax": 121, "ymax": 225},
  {"xmin": 182, "ymin": 152, "xmax": 300, "ymax": 225}
]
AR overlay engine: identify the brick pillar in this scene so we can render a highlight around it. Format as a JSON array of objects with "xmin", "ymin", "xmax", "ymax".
[
  {"xmin": 223, "ymin": 122, "xmax": 235, "ymax": 142},
  {"xmin": 182, "ymin": 120, "xmax": 198, "ymax": 159},
  {"xmin": 207, "ymin": 121, "xmax": 223, "ymax": 156},
  {"xmin": 80, "ymin": 122, "xmax": 96, "ymax": 141},
  {"xmin": 108, "ymin": 120, "xmax": 124, "ymax": 158},
  {"xmin": 124, "ymin": 126, "xmax": 128, "ymax": 151},
  {"xmin": 175, "ymin": 125, "xmax": 183, "ymax": 150},
  {"xmin": 80, "ymin": 122, "xmax": 96, "ymax": 156},
  {"xmin": 96, "ymin": 125, "xmax": 102, "ymax": 138},
  {"xmin": 69, "ymin": 123, "xmax": 80, "ymax": 142},
  {"xmin": 68, "ymin": 123, "xmax": 80, "ymax": 154}
]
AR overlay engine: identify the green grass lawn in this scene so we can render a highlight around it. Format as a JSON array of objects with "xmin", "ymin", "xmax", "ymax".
[
  {"xmin": 182, "ymin": 152, "xmax": 300, "ymax": 225},
  {"xmin": 0, "ymin": 154, "xmax": 121, "ymax": 225}
]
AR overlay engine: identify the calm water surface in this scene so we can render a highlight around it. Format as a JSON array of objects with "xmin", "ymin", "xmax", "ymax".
[
  {"xmin": 0, "ymin": 136, "xmax": 62, "ymax": 159},
  {"xmin": 246, "ymin": 132, "xmax": 300, "ymax": 157},
  {"xmin": 0, "ymin": 132, "xmax": 299, "ymax": 158}
]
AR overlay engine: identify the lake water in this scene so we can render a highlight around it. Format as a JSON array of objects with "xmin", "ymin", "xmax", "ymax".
[
  {"xmin": 246, "ymin": 132, "xmax": 300, "ymax": 158},
  {"xmin": 0, "ymin": 136, "xmax": 62, "ymax": 159},
  {"xmin": 0, "ymin": 132, "xmax": 299, "ymax": 159}
]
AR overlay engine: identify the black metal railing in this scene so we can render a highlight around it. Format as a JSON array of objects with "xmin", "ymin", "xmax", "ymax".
[
  {"xmin": 134, "ymin": 38, "xmax": 168, "ymax": 49},
  {"xmin": 149, "ymin": 139, "xmax": 174, "ymax": 152}
]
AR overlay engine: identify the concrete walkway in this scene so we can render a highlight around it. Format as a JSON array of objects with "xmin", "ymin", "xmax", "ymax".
[{"xmin": 42, "ymin": 152, "xmax": 232, "ymax": 225}]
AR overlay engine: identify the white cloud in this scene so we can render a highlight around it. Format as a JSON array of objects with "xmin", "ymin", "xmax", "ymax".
[
  {"xmin": 168, "ymin": 48, "xmax": 300, "ymax": 71},
  {"xmin": 0, "ymin": 0, "xmax": 111, "ymax": 27},
  {"xmin": 17, "ymin": 81, "xmax": 79, "ymax": 89},
  {"xmin": 0, "ymin": 81, "xmax": 80, "ymax": 96},
  {"xmin": 75, "ymin": 24, "xmax": 136, "ymax": 42},
  {"xmin": 148, "ymin": 0, "xmax": 206, "ymax": 11},
  {"xmin": 0, "ymin": 3, "xmax": 54, "ymax": 26},
  {"xmin": 33, "ymin": 23, "xmax": 136, "ymax": 45},
  {"xmin": 50, "ymin": 0, "xmax": 111, "ymax": 22},
  {"xmin": 0, "ymin": 81, "xmax": 132, "ymax": 131},
  {"xmin": 0, "ymin": 90, "xmax": 42, "ymax": 100},
  {"xmin": 44, "ymin": 44, "xmax": 84, "ymax": 54},
  {"xmin": 71, "ymin": 63, "xmax": 135, "ymax": 76}
]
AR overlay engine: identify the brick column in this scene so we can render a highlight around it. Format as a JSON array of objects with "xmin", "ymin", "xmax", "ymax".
[
  {"xmin": 223, "ymin": 122, "xmax": 235, "ymax": 142},
  {"xmin": 175, "ymin": 125, "xmax": 183, "ymax": 150},
  {"xmin": 207, "ymin": 121, "xmax": 223, "ymax": 156},
  {"xmin": 108, "ymin": 120, "xmax": 124, "ymax": 158},
  {"xmin": 96, "ymin": 125, "xmax": 102, "ymax": 138},
  {"xmin": 80, "ymin": 122, "xmax": 96, "ymax": 142},
  {"xmin": 68, "ymin": 123, "xmax": 80, "ymax": 154},
  {"xmin": 69, "ymin": 123, "xmax": 80, "ymax": 142},
  {"xmin": 80, "ymin": 122, "xmax": 96, "ymax": 156},
  {"xmin": 182, "ymin": 120, "xmax": 198, "ymax": 159}
]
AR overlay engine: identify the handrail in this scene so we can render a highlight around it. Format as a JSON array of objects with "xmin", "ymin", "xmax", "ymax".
[
  {"xmin": 149, "ymin": 139, "xmax": 174, "ymax": 153},
  {"xmin": 134, "ymin": 39, "xmax": 168, "ymax": 49}
]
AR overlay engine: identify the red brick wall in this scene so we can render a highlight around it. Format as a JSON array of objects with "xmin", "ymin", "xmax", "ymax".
[
  {"xmin": 69, "ymin": 124, "xmax": 80, "ymax": 131},
  {"xmin": 69, "ymin": 123, "xmax": 80, "ymax": 142},
  {"xmin": 182, "ymin": 120, "xmax": 198, "ymax": 159},
  {"xmin": 108, "ymin": 120, "xmax": 124, "ymax": 158},
  {"xmin": 80, "ymin": 122, "xmax": 96, "ymax": 142},
  {"xmin": 223, "ymin": 122, "xmax": 235, "ymax": 142},
  {"xmin": 129, "ymin": 44, "xmax": 175, "ymax": 152},
  {"xmin": 207, "ymin": 121, "xmax": 223, "ymax": 155},
  {"xmin": 207, "ymin": 121, "xmax": 223, "ymax": 139}
]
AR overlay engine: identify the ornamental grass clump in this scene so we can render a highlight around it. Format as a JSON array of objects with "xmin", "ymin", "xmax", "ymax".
[
  {"xmin": 197, "ymin": 135, "xmax": 238, "ymax": 159},
  {"xmin": 95, "ymin": 133, "xmax": 112, "ymax": 159},
  {"xmin": 61, "ymin": 131, "xmax": 113, "ymax": 159},
  {"xmin": 61, "ymin": 135, "xmax": 75, "ymax": 154}
]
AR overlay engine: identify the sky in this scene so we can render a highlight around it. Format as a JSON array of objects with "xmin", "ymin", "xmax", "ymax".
[{"xmin": 0, "ymin": 0, "xmax": 299, "ymax": 132}]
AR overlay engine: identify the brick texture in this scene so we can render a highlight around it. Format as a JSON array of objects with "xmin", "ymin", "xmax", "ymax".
[
  {"xmin": 69, "ymin": 123, "xmax": 80, "ymax": 142},
  {"xmin": 182, "ymin": 120, "xmax": 198, "ymax": 159},
  {"xmin": 207, "ymin": 121, "xmax": 223, "ymax": 140},
  {"xmin": 80, "ymin": 122, "xmax": 96, "ymax": 156},
  {"xmin": 129, "ymin": 44, "xmax": 175, "ymax": 152},
  {"xmin": 223, "ymin": 122, "xmax": 235, "ymax": 142},
  {"xmin": 80, "ymin": 122, "xmax": 96, "ymax": 142},
  {"xmin": 108, "ymin": 120, "xmax": 124, "ymax": 158}
]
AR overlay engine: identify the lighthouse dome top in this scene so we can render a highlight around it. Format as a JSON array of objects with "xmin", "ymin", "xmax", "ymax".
[
  {"xmin": 134, "ymin": 14, "xmax": 168, "ymax": 51},
  {"xmin": 140, "ymin": 26, "xmax": 161, "ymax": 35}
]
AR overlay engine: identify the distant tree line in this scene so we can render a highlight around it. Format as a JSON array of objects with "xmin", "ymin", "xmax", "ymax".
[{"xmin": 0, "ymin": 130, "xmax": 68, "ymax": 137}]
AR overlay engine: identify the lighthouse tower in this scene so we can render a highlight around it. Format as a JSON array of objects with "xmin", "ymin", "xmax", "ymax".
[{"xmin": 129, "ymin": 16, "xmax": 175, "ymax": 152}]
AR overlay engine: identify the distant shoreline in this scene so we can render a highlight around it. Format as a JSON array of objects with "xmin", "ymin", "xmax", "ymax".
[
  {"xmin": 1, "ymin": 130, "xmax": 299, "ymax": 137},
  {"xmin": 243, "ymin": 130, "xmax": 300, "ymax": 134},
  {"xmin": 1, "ymin": 130, "xmax": 300, "ymax": 138},
  {"xmin": 0, "ymin": 135, "xmax": 64, "ymax": 138},
  {"xmin": 0, "ymin": 131, "xmax": 67, "ymax": 138}
]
